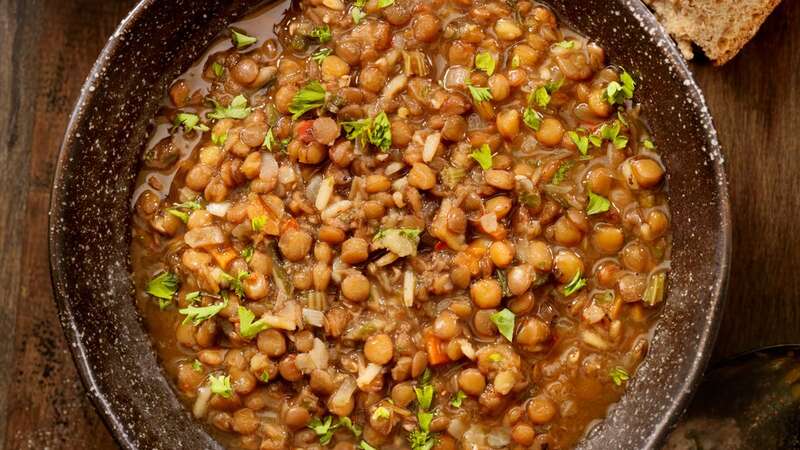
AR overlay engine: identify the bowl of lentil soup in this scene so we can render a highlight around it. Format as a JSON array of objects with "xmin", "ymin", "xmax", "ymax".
[{"xmin": 49, "ymin": 0, "xmax": 730, "ymax": 449}]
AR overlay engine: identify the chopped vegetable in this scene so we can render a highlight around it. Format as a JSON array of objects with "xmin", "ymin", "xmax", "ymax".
[
  {"xmin": 208, "ymin": 94, "xmax": 251, "ymax": 120},
  {"xmin": 310, "ymin": 25, "xmax": 332, "ymax": 44},
  {"xmin": 185, "ymin": 291, "xmax": 201, "ymax": 303},
  {"xmin": 146, "ymin": 272, "xmax": 178, "ymax": 300},
  {"xmin": 311, "ymin": 47, "xmax": 332, "ymax": 64},
  {"xmin": 470, "ymin": 143, "xmax": 493, "ymax": 170},
  {"xmin": 490, "ymin": 308, "xmax": 515, "ymax": 342},
  {"xmin": 308, "ymin": 416, "xmax": 336, "ymax": 445},
  {"xmin": 510, "ymin": 55, "xmax": 520, "ymax": 69},
  {"xmin": 251, "ymin": 215, "xmax": 267, "ymax": 232},
  {"xmin": 610, "ymin": 367, "xmax": 630, "ymax": 386},
  {"xmin": 342, "ymin": 117, "xmax": 372, "ymax": 144},
  {"xmin": 173, "ymin": 199, "xmax": 202, "ymax": 210},
  {"xmin": 440, "ymin": 166, "xmax": 466, "ymax": 188},
  {"xmin": 531, "ymin": 79, "xmax": 563, "ymax": 108},
  {"xmin": 568, "ymin": 130, "xmax": 589, "ymax": 155},
  {"xmin": 551, "ymin": 160, "xmax": 574, "ymax": 185},
  {"xmin": 643, "ymin": 138, "xmax": 656, "ymax": 149},
  {"xmin": 414, "ymin": 384, "xmax": 434, "ymax": 410},
  {"xmin": 605, "ymin": 70, "xmax": 635, "ymax": 105},
  {"xmin": 523, "ymin": 107, "xmax": 542, "ymax": 131},
  {"xmin": 359, "ymin": 441, "xmax": 377, "ymax": 450},
  {"xmin": 351, "ymin": 7, "xmax": 366, "ymax": 24},
  {"xmin": 166, "ymin": 208, "xmax": 189, "ymax": 223},
  {"xmin": 179, "ymin": 297, "xmax": 228, "ymax": 325},
  {"xmin": 368, "ymin": 111, "xmax": 392, "ymax": 151},
  {"xmin": 260, "ymin": 371, "xmax": 270, "ymax": 383},
  {"xmin": 288, "ymin": 80, "xmax": 327, "ymax": 120},
  {"xmin": 643, "ymin": 272, "xmax": 667, "ymax": 306},
  {"xmin": 191, "ymin": 359, "xmax": 203, "ymax": 372},
  {"xmin": 209, "ymin": 374, "xmax": 233, "ymax": 398},
  {"xmin": 230, "ymin": 29, "xmax": 257, "ymax": 48},
  {"xmin": 563, "ymin": 271, "xmax": 587, "ymax": 296},
  {"xmin": 372, "ymin": 406, "xmax": 391, "ymax": 420},
  {"xmin": 425, "ymin": 334, "xmax": 448, "ymax": 365},
  {"xmin": 174, "ymin": 112, "xmax": 209, "ymax": 133},
  {"xmin": 467, "ymin": 81, "xmax": 493, "ymax": 103},
  {"xmin": 489, "ymin": 353, "xmax": 503, "ymax": 362},
  {"xmin": 378, "ymin": 0, "xmax": 394, "ymax": 7},
  {"xmin": 237, "ymin": 306, "xmax": 271, "ymax": 339},
  {"xmin": 267, "ymin": 242, "xmax": 294, "ymax": 298},
  {"xmin": 475, "ymin": 51, "xmax": 496, "ymax": 76},
  {"xmin": 597, "ymin": 120, "xmax": 628, "ymax": 149},
  {"xmin": 496, "ymin": 269, "xmax": 512, "ymax": 298},
  {"xmin": 586, "ymin": 191, "xmax": 611, "ymax": 215},
  {"xmin": 450, "ymin": 390, "xmax": 466, "ymax": 407},
  {"xmin": 338, "ymin": 416, "xmax": 362, "ymax": 437},
  {"xmin": 240, "ymin": 246, "xmax": 254, "ymax": 263},
  {"xmin": 373, "ymin": 228, "xmax": 422, "ymax": 257},
  {"xmin": 211, "ymin": 130, "xmax": 227, "ymax": 146},
  {"xmin": 212, "ymin": 62, "xmax": 224, "ymax": 78},
  {"xmin": 555, "ymin": 40, "xmax": 575, "ymax": 49}
]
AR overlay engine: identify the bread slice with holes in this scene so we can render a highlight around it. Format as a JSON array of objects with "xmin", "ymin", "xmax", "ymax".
[{"xmin": 643, "ymin": 0, "xmax": 782, "ymax": 65}]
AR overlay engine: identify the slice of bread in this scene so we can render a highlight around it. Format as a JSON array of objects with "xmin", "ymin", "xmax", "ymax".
[{"xmin": 643, "ymin": 0, "xmax": 782, "ymax": 65}]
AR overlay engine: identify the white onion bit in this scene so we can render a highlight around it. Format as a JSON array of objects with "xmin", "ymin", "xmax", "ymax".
[
  {"xmin": 422, "ymin": 132, "xmax": 441, "ymax": 162},
  {"xmin": 403, "ymin": 270, "xmax": 415, "ymax": 307},
  {"xmin": 206, "ymin": 202, "xmax": 230, "ymax": 217},
  {"xmin": 184, "ymin": 226, "xmax": 225, "ymax": 248},
  {"xmin": 322, "ymin": 200, "xmax": 352, "ymax": 220},
  {"xmin": 480, "ymin": 213, "xmax": 498, "ymax": 233},
  {"xmin": 315, "ymin": 176, "xmax": 335, "ymax": 211}
]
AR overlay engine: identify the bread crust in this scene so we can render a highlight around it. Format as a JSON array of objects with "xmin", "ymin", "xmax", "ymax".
[{"xmin": 643, "ymin": 0, "xmax": 782, "ymax": 65}]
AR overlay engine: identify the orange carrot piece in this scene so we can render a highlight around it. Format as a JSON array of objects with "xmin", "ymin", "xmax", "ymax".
[
  {"xmin": 210, "ymin": 245, "xmax": 237, "ymax": 269},
  {"xmin": 425, "ymin": 334, "xmax": 449, "ymax": 366}
]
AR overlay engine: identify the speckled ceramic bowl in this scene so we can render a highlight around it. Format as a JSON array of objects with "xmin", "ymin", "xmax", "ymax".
[{"xmin": 48, "ymin": 0, "xmax": 731, "ymax": 448}]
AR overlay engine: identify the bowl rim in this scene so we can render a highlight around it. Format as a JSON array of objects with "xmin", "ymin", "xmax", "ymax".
[{"xmin": 48, "ymin": 0, "xmax": 731, "ymax": 448}]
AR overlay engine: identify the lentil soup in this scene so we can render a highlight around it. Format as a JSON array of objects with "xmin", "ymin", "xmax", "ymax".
[{"xmin": 130, "ymin": 0, "xmax": 672, "ymax": 448}]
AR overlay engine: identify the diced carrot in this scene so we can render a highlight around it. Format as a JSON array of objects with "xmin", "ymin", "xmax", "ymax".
[
  {"xmin": 295, "ymin": 120, "xmax": 314, "ymax": 143},
  {"xmin": 210, "ymin": 245, "xmax": 238, "ymax": 269},
  {"xmin": 434, "ymin": 241, "xmax": 447, "ymax": 252},
  {"xmin": 425, "ymin": 333, "xmax": 449, "ymax": 366}
]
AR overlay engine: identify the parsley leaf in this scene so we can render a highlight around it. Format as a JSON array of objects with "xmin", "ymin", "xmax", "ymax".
[
  {"xmin": 179, "ymin": 297, "xmax": 228, "ymax": 325},
  {"xmin": 173, "ymin": 199, "xmax": 202, "ymax": 210},
  {"xmin": 260, "ymin": 370, "xmax": 270, "ymax": 383},
  {"xmin": 342, "ymin": 117, "xmax": 372, "ymax": 144},
  {"xmin": 338, "ymin": 417, "xmax": 362, "ymax": 438},
  {"xmin": 230, "ymin": 29, "xmax": 257, "ymax": 49},
  {"xmin": 490, "ymin": 308, "xmax": 515, "ymax": 342},
  {"xmin": 209, "ymin": 374, "xmax": 233, "ymax": 398},
  {"xmin": 450, "ymin": 390, "xmax": 466, "ymax": 407},
  {"xmin": 563, "ymin": 271, "xmax": 587, "ymax": 296},
  {"xmin": 531, "ymin": 79, "xmax": 564, "ymax": 108},
  {"xmin": 372, "ymin": 406, "xmax": 391, "ymax": 421},
  {"xmin": 240, "ymin": 246, "xmax": 254, "ymax": 263},
  {"xmin": 310, "ymin": 25, "xmax": 332, "ymax": 44},
  {"xmin": 308, "ymin": 416, "xmax": 336, "ymax": 445},
  {"xmin": 586, "ymin": 191, "xmax": 611, "ymax": 215},
  {"xmin": 597, "ymin": 120, "xmax": 628, "ymax": 149},
  {"xmin": 359, "ymin": 441, "xmax": 377, "ymax": 450},
  {"xmin": 604, "ymin": 70, "xmax": 636, "ymax": 105},
  {"xmin": 643, "ymin": 138, "xmax": 655, "ymax": 150},
  {"xmin": 414, "ymin": 384, "xmax": 434, "ymax": 410},
  {"xmin": 470, "ymin": 143, "xmax": 493, "ymax": 170},
  {"xmin": 222, "ymin": 270, "xmax": 249, "ymax": 298},
  {"xmin": 146, "ymin": 272, "xmax": 179, "ymax": 300},
  {"xmin": 420, "ymin": 367, "xmax": 432, "ymax": 385},
  {"xmin": 555, "ymin": 40, "xmax": 575, "ymax": 49},
  {"xmin": 166, "ymin": 208, "xmax": 189, "ymax": 223},
  {"xmin": 475, "ymin": 51, "xmax": 496, "ymax": 76},
  {"xmin": 237, "ymin": 306, "xmax": 270, "ymax": 339},
  {"xmin": 174, "ymin": 112, "xmax": 209, "ymax": 133},
  {"xmin": 289, "ymin": 80, "xmax": 327, "ymax": 120},
  {"xmin": 212, "ymin": 62, "xmax": 224, "ymax": 78},
  {"xmin": 378, "ymin": 0, "xmax": 394, "ymax": 7},
  {"xmin": 523, "ymin": 107, "xmax": 542, "ymax": 131},
  {"xmin": 262, "ymin": 129, "xmax": 276, "ymax": 151},
  {"xmin": 551, "ymin": 160, "xmax": 574, "ymax": 185},
  {"xmin": 211, "ymin": 130, "xmax": 227, "ymax": 146},
  {"xmin": 489, "ymin": 353, "xmax": 503, "ymax": 362},
  {"xmin": 185, "ymin": 291, "xmax": 201, "ymax": 303},
  {"xmin": 191, "ymin": 359, "xmax": 203, "ymax": 372},
  {"xmin": 467, "ymin": 82, "xmax": 493, "ymax": 103},
  {"xmin": 510, "ymin": 55, "xmax": 520, "ymax": 69},
  {"xmin": 610, "ymin": 367, "xmax": 630, "ymax": 386},
  {"xmin": 311, "ymin": 47, "xmax": 332, "ymax": 64},
  {"xmin": 368, "ymin": 111, "xmax": 392, "ymax": 152},
  {"xmin": 408, "ymin": 428, "xmax": 436, "ymax": 450},
  {"xmin": 208, "ymin": 94, "xmax": 251, "ymax": 120},
  {"xmin": 568, "ymin": 130, "xmax": 589, "ymax": 155}
]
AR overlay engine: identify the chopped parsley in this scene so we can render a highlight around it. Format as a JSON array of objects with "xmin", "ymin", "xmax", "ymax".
[
  {"xmin": 211, "ymin": 130, "xmax": 227, "ymax": 146},
  {"xmin": 342, "ymin": 117, "xmax": 372, "ymax": 144},
  {"xmin": 222, "ymin": 270, "xmax": 249, "ymax": 298},
  {"xmin": 510, "ymin": 54, "xmax": 521, "ymax": 69},
  {"xmin": 146, "ymin": 272, "xmax": 178, "ymax": 300},
  {"xmin": 359, "ymin": 442, "xmax": 377, "ymax": 450},
  {"xmin": 288, "ymin": 80, "xmax": 327, "ymax": 120},
  {"xmin": 414, "ymin": 384, "xmax": 434, "ymax": 410},
  {"xmin": 230, "ymin": 29, "xmax": 257, "ymax": 49},
  {"xmin": 531, "ymin": 78, "xmax": 564, "ymax": 108},
  {"xmin": 212, "ymin": 61, "xmax": 224, "ymax": 78},
  {"xmin": 209, "ymin": 374, "xmax": 233, "ymax": 398},
  {"xmin": 185, "ymin": 291, "xmax": 201, "ymax": 303},
  {"xmin": 191, "ymin": 359, "xmax": 203, "ymax": 372},
  {"xmin": 174, "ymin": 112, "xmax": 209, "ymax": 133},
  {"xmin": 207, "ymin": 94, "xmax": 251, "ymax": 120},
  {"xmin": 450, "ymin": 390, "xmax": 466, "ymax": 407},
  {"xmin": 310, "ymin": 25, "xmax": 332, "ymax": 44},
  {"xmin": 262, "ymin": 128, "xmax": 276, "ymax": 151},
  {"xmin": 378, "ymin": 0, "xmax": 394, "ymax": 7},
  {"xmin": 475, "ymin": 51, "xmax": 496, "ymax": 76},
  {"xmin": 604, "ymin": 70, "xmax": 635, "ymax": 105},
  {"xmin": 240, "ymin": 246, "xmax": 254, "ymax": 263},
  {"xmin": 568, "ymin": 131, "xmax": 589, "ymax": 155},
  {"xmin": 372, "ymin": 228, "xmax": 423, "ymax": 257},
  {"xmin": 496, "ymin": 269, "xmax": 512, "ymax": 298},
  {"xmin": 490, "ymin": 308, "xmax": 516, "ymax": 342},
  {"xmin": 311, "ymin": 47, "xmax": 332, "ymax": 64},
  {"xmin": 237, "ymin": 306, "xmax": 270, "ymax": 339},
  {"xmin": 173, "ymin": 199, "xmax": 202, "ymax": 211},
  {"xmin": 338, "ymin": 416, "xmax": 362, "ymax": 438},
  {"xmin": 555, "ymin": 40, "xmax": 575, "ymax": 49},
  {"xmin": 610, "ymin": 367, "xmax": 630, "ymax": 386},
  {"xmin": 643, "ymin": 138, "xmax": 655, "ymax": 149},
  {"xmin": 369, "ymin": 111, "xmax": 392, "ymax": 152},
  {"xmin": 309, "ymin": 416, "xmax": 336, "ymax": 445},
  {"xmin": 467, "ymin": 80, "xmax": 493, "ymax": 103},
  {"xmin": 563, "ymin": 271, "xmax": 587, "ymax": 296},
  {"xmin": 251, "ymin": 215, "xmax": 267, "ymax": 232},
  {"xmin": 523, "ymin": 107, "xmax": 542, "ymax": 131},
  {"xmin": 470, "ymin": 143, "xmax": 493, "ymax": 170},
  {"xmin": 597, "ymin": 120, "xmax": 628, "ymax": 149},
  {"xmin": 586, "ymin": 191, "xmax": 611, "ymax": 215},
  {"xmin": 351, "ymin": 6, "xmax": 367, "ymax": 24},
  {"xmin": 166, "ymin": 208, "xmax": 189, "ymax": 223},
  {"xmin": 551, "ymin": 160, "xmax": 574, "ymax": 185},
  {"xmin": 260, "ymin": 370, "xmax": 270, "ymax": 383},
  {"xmin": 489, "ymin": 353, "xmax": 503, "ymax": 362},
  {"xmin": 372, "ymin": 406, "xmax": 391, "ymax": 421},
  {"xmin": 179, "ymin": 297, "xmax": 228, "ymax": 326}
]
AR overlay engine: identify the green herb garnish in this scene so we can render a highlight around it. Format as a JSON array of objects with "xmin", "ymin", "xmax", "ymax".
[
  {"xmin": 311, "ymin": 47, "xmax": 332, "ymax": 64},
  {"xmin": 230, "ymin": 29, "xmax": 257, "ymax": 49},
  {"xmin": 308, "ymin": 416, "xmax": 336, "ymax": 445},
  {"xmin": 174, "ymin": 112, "xmax": 209, "ymax": 133},
  {"xmin": 555, "ymin": 40, "xmax": 575, "ymax": 49},
  {"xmin": 551, "ymin": 160, "xmax": 574, "ymax": 185},
  {"xmin": 288, "ymin": 80, "xmax": 327, "ymax": 120},
  {"xmin": 191, "ymin": 359, "xmax": 203, "ymax": 372},
  {"xmin": 237, "ymin": 306, "xmax": 270, "ymax": 339},
  {"xmin": 185, "ymin": 291, "xmax": 201, "ymax": 303},
  {"xmin": 212, "ymin": 62, "xmax": 224, "ymax": 78},
  {"xmin": 208, "ymin": 94, "xmax": 251, "ymax": 120},
  {"xmin": 166, "ymin": 208, "xmax": 189, "ymax": 223},
  {"xmin": 475, "ymin": 51, "xmax": 496, "ymax": 76},
  {"xmin": 146, "ymin": 272, "xmax": 178, "ymax": 300},
  {"xmin": 378, "ymin": 0, "xmax": 395, "ymax": 7},
  {"xmin": 351, "ymin": 7, "xmax": 366, "ymax": 24},
  {"xmin": 240, "ymin": 246, "xmax": 254, "ymax": 263},
  {"xmin": 310, "ymin": 25, "xmax": 332, "ymax": 44},
  {"xmin": 251, "ymin": 215, "xmax": 267, "ymax": 232},
  {"xmin": 450, "ymin": 390, "xmax": 466, "ymax": 407},
  {"xmin": 563, "ymin": 271, "xmax": 587, "ymax": 296},
  {"xmin": 209, "ymin": 374, "xmax": 233, "ymax": 398},
  {"xmin": 368, "ymin": 111, "xmax": 392, "ymax": 151},
  {"xmin": 470, "ymin": 143, "xmax": 493, "ymax": 170},
  {"xmin": 610, "ymin": 367, "xmax": 630, "ymax": 386},
  {"xmin": 359, "ymin": 441, "xmax": 377, "ymax": 450},
  {"xmin": 490, "ymin": 308, "xmax": 515, "ymax": 342},
  {"xmin": 372, "ymin": 406, "xmax": 391, "ymax": 421},
  {"xmin": 211, "ymin": 130, "xmax": 227, "ymax": 146},
  {"xmin": 467, "ymin": 81, "xmax": 493, "ymax": 103},
  {"xmin": 179, "ymin": 297, "xmax": 228, "ymax": 325},
  {"xmin": 604, "ymin": 70, "xmax": 635, "ymax": 105},
  {"xmin": 523, "ymin": 107, "xmax": 542, "ymax": 131},
  {"xmin": 586, "ymin": 191, "xmax": 611, "ymax": 215},
  {"xmin": 568, "ymin": 130, "xmax": 589, "ymax": 155}
]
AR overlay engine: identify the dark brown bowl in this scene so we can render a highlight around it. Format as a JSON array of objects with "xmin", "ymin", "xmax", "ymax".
[{"xmin": 48, "ymin": 0, "xmax": 731, "ymax": 448}]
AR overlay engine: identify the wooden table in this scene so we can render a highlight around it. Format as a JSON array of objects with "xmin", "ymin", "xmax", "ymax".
[{"xmin": 0, "ymin": 0, "xmax": 798, "ymax": 447}]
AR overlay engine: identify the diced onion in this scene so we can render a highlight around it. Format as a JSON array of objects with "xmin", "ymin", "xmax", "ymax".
[
  {"xmin": 480, "ymin": 213, "xmax": 498, "ymax": 233},
  {"xmin": 322, "ymin": 200, "xmax": 352, "ymax": 220},
  {"xmin": 357, "ymin": 363, "xmax": 383, "ymax": 389},
  {"xmin": 193, "ymin": 386, "xmax": 211, "ymax": 418},
  {"xmin": 309, "ymin": 338, "xmax": 329, "ymax": 369},
  {"xmin": 423, "ymin": 132, "xmax": 441, "ymax": 162},
  {"xmin": 443, "ymin": 65, "xmax": 469, "ymax": 90},
  {"xmin": 581, "ymin": 329, "xmax": 609, "ymax": 350},
  {"xmin": 259, "ymin": 152, "xmax": 278, "ymax": 183},
  {"xmin": 261, "ymin": 314, "xmax": 297, "ymax": 331},
  {"xmin": 278, "ymin": 165, "xmax": 296, "ymax": 185},
  {"xmin": 294, "ymin": 353, "xmax": 315, "ymax": 373},
  {"xmin": 315, "ymin": 176, "xmax": 335, "ymax": 211},
  {"xmin": 403, "ymin": 270, "xmax": 415, "ymax": 307},
  {"xmin": 184, "ymin": 226, "xmax": 225, "ymax": 248},
  {"xmin": 206, "ymin": 202, "xmax": 230, "ymax": 217},
  {"xmin": 384, "ymin": 161, "xmax": 405, "ymax": 176},
  {"xmin": 330, "ymin": 376, "xmax": 357, "ymax": 410},
  {"xmin": 447, "ymin": 418, "xmax": 468, "ymax": 439},
  {"xmin": 303, "ymin": 308, "xmax": 326, "ymax": 327},
  {"xmin": 458, "ymin": 339, "xmax": 476, "ymax": 360},
  {"xmin": 487, "ymin": 427, "xmax": 512, "ymax": 448},
  {"xmin": 375, "ymin": 252, "xmax": 399, "ymax": 267},
  {"xmin": 382, "ymin": 74, "xmax": 408, "ymax": 99}
]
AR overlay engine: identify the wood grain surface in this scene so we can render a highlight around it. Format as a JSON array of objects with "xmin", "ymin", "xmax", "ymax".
[{"xmin": 0, "ymin": 0, "xmax": 797, "ymax": 448}]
